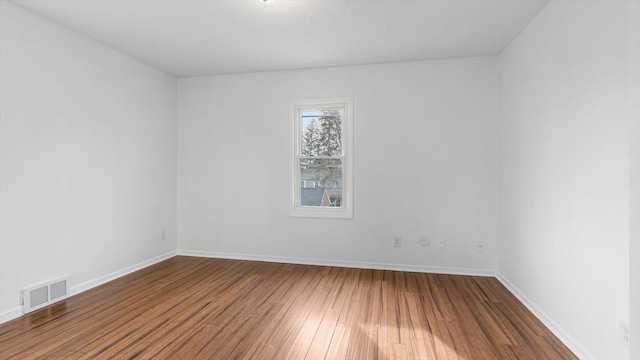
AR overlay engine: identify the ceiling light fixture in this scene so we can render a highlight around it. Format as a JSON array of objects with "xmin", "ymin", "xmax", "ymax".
[{"xmin": 260, "ymin": 0, "xmax": 274, "ymax": 3}]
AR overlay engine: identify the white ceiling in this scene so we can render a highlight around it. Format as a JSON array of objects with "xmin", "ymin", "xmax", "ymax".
[{"xmin": 12, "ymin": 0, "xmax": 549, "ymax": 78}]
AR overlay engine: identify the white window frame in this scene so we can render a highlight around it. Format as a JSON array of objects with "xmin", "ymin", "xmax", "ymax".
[{"xmin": 290, "ymin": 97, "xmax": 353, "ymax": 219}]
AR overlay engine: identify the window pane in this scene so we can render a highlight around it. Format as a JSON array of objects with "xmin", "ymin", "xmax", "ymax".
[
  {"xmin": 300, "ymin": 158, "xmax": 343, "ymax": 207},
  {"xmin": 301, "ymin": 110, "xmax": 342, "ymax": 156}
]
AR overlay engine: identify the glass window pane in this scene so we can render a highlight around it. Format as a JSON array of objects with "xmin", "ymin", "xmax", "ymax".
[
  {"xmin": 301, "ymin": 110, "xmax": 343, "ymax": 156},
  {"xmin": 300, "ymin": 158, "xmax": 343, "ymax": 207}
]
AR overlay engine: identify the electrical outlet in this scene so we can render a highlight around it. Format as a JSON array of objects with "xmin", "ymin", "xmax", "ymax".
[
  {"xmin": 621, "ymin": 321, "xmax": 630, "ymax": 347},
  {"xmin": 161, "ymin": 229, "xmax": 167, "ymax": 241},
  {"xmin": 439, "ymin": 239, "xmax": 447, "ymax": 249},
  {"xmin": 477, "ymin": 242, "xmax": 485, "ymax": 252},
  {"xmin": 392, "ymin": 236, "xmax": 402, "ymax": 248},
  {"xmin": 419, "ymin": 236, "xmax": 430, "ymax": 247}
]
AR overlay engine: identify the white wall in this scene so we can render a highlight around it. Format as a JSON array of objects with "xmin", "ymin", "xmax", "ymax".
[
  {"xmin": 498, "ymin": 1, "xmax": 631, "ymax": 359},
  {"xmin": 0, "ymin": 1, "xmax": 177, "ymax": 321},
  {"xmin": 177, "ymin": 59, "xmax": 499, "ymax": 273},
  {"xmin": 2, "ymin": 1, "xmax": 635, "ymax": 358},
  {"xmin": 629, "ymin": 1, "xmax": 640, "ymax": 358}
]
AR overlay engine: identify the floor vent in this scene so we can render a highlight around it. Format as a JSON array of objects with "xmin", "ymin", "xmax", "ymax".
[{"xmin": 22, "ymin": 276, "xmax": 70, "ymax": 314}]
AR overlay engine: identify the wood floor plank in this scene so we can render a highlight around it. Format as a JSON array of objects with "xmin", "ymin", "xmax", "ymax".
[
  {"xmin": 325, "ymin": 325, "xmax": 351, "ymax": 360},
  {"xmin": 284, "ymin": 283, "xmax": 334, "ymax": 360},
  {"xmin": 0, "ymin": 256, "xmax": 578, "ymax": 359},
  {"xmin": 305, "ymin": 308, "xmax": 340, "ymax": 360}
]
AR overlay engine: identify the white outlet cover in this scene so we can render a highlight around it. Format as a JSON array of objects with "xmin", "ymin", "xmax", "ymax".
[
  {"xmin": 621, "ymin": 321, "xmax": 630, "ymax": 347},
  {"xmin": 419, "ymin": 237, "xmax": 430, "ymax": 247},
  {"xmin": 392, "ymin": 237, "xmax": 402, "ymax": 247}
]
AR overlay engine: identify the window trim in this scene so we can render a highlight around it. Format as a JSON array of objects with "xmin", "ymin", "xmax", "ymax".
[{"xmin": 290, "ymin": 97, "xmax": 353, "ymax": 219}]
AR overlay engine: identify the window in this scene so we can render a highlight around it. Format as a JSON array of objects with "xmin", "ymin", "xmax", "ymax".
[{"xmin": 290, "ymin": 97, "xmax": 353, "ymax": 218}]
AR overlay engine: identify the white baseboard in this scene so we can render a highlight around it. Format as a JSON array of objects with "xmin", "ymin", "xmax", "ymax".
[
  {"xmin": 0, "ymin": 250, "xmax": 177, "ymax": 325},
  {"xmin": 70, "ymin": 250, "xmax": 177, "ymax": 296},
  {"xmin": 0, "ymin": 306, "xmax": 23, "ymax": 324},
  {"xmin": 177, "ymin": 250, "xmax": 496, "ymax": 277},
  {"xmin": 495, "ymin": 273, "xmax": 594, "ymax": 360}
]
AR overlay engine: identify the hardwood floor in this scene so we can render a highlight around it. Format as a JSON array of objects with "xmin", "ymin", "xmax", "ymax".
[{"xmin": 0, "ymin": 256, "xmax": 576, "ymax": 359}]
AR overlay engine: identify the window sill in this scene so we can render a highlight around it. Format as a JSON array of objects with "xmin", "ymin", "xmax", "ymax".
[{"xmin": 290, "ymin": 206, "xmax": 353, "ymax": 219}]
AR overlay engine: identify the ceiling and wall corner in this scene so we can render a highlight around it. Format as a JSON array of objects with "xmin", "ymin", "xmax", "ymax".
[{"xmin": 10, "ymin": 0, "xmax": 549, "ymax": 77}]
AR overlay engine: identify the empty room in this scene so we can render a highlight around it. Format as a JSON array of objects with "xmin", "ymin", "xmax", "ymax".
[{"xmin": 1, "ymin": 0, "xmax": 638, "ymax": 359}]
